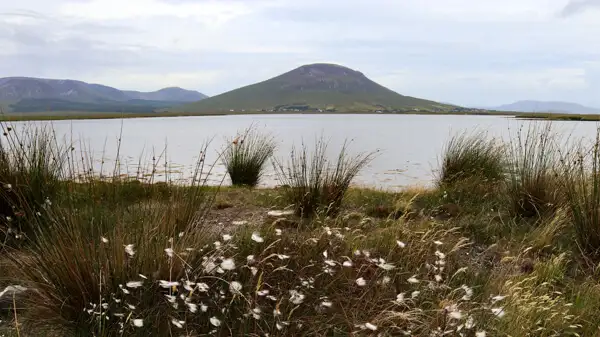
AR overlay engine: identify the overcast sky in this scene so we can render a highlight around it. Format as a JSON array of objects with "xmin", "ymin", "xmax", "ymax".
[{"xmin": 1, "ymin": 0, "xmax": 600, "ymax": 107}]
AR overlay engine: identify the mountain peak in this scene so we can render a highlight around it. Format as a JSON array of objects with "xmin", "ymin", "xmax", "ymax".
[{"xmin": 173, "ymin": 63, "xmax": 448, "ymax": 113}]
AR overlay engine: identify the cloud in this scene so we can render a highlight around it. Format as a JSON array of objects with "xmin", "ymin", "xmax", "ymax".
[
  {"xmin": 1, "ymin": 0, "xmax": 600, "ymax": 105},
  {"xmin": 560, "ymin": 0, "xmax": 600, "ymax": 17}
]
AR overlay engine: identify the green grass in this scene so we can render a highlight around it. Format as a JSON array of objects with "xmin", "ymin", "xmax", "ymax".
[
  {"xmin": 506, "ymin": 124, "xmax": 561, "ymax": 218},
  {"xmin": 222, "ymin": 126, "xmax": 276, "ymax": 187},
  {"xmin": 437, "ymin": 131, "xmax": 505, "ymax": 186},
  {"xmin": 274, "ymin": 138, "xmax": 376, "ymax": 217}
]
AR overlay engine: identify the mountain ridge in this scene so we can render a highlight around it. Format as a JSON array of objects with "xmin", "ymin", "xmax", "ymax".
[
  {"xmin": 172, "ymin": 63, "xmax": 451, "ymax": 113},
  {"xmin": 491, "ymin": 100, "xmax": 600, "ymax": 114}
]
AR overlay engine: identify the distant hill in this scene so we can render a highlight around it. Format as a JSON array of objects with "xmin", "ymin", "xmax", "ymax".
[
  {"xmin": 0, "ymin": 77, "xmax": 206, "ymax": 113},
  {"xmin": 492, "ymin": 100, "xmax": 600, "ymax": 114},
  {"xmin": 173, "ymin": 63, "xmax": 451, "ymax": 113}
]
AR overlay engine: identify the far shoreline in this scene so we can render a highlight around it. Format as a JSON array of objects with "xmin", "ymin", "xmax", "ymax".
[{"xmin": 1, "ymin": 110, "xmax": 598, "ymax": 122}]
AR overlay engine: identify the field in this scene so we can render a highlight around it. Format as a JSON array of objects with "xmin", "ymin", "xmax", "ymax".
[{"xmin": 2, "ymin": 123, "xmax": 600, "ymax": 336}]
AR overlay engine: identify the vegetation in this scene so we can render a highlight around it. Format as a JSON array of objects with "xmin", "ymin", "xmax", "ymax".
[
  {"xmin": 222, "ymin": 127, "xmax": 277, "ymax": 187},
  {"xmin": 4, "ymin": 123, "xmax": 600, "ymax": 335},
  {"xmin": 506, "ymin": 124, "xmax": 561, "ymax": 218},
  {"xmin": 437, "ymin": 131, "xmax": 505, "ymax": 186},
  {"xmin": 274, "ymin": 138, "xmax": 376, "ymax": 217}
]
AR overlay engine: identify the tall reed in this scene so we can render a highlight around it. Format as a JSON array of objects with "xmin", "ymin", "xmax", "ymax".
[{"xmin": 222, "ymin": 126, "xmax": 276, "ymax": 187}]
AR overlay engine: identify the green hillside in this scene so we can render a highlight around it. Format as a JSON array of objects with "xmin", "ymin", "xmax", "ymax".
[{"xmin": 172, "ymin": 63, "xmax": 452, "ymax": 113}]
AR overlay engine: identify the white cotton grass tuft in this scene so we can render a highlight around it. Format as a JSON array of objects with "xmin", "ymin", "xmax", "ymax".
[
  {"xmin": 126, "ymin": 281, "xmax": 143, "ymax": 288},
  {"xmin": 434, "ymin": 240, "xmax": 443, "ymax": 246},
  {"xmin": 407, "ymin": 276, "xmax": 419, "ymax": 284},
  {"xmin": 289, "ymin": 290, "xmax": 305, "ymax": 304},
  {"xmin": 222, "ymin": 234, "xmax": 233, "ymax": 241},
  {"xmin": 132, "ymin": 319, "xmax": 144, "ymax": 327},
  {"xmin": 396, "ymin": 240, "xmax": 406, "ymax": 248},
  {"xmin": 101, "ymin": 236, "xmax": 109, "ymax": 243},
  {"xmin": 124, "ymin": 244, "xmax": 135, "ymax": 257},
  {"xmin": 220, "ymin": 258, "xmax": 236, "ymax": 270},
  {"xmin": 491, "ymin": 308, "xmax": 505, "ymax": 318},
  {"xmin": 164, "ymin": 248, "xmax": 174, "ymax": 258},
  {"xmin": 320, "ymin": 300, "xmax": 333, "ymax": 308},
  {"xmin": 171, "ymin": 319, "xmax": 185, "ymax": 328},
  {"xmin": 355, "ymin": 277, "xmax": 367, "ymax": 286},
  {"xmin": 229, "ymin": 281, "xmax": 243, "ymax": 294},
  {"xmin": 159, "ymin": 280, "xmax": 179, "ymax": 288},
  {"xmin": 275, "ymin": 228, "xmax": 282, "ymax": 236},
  {"xmin": 476, "ymin": 331, "xmax": 486, "ymax": 337},
  {"xmin": 251, "ymin": 232, "xmax": 264, "ymax": 243},
  {"xmin": 342, "ymin": 260, "xmax": 353, "ymax": 267},
  {"xmin": 462, "ymin": 285, "xmax": 473, "ymax": 301},
  {"xmin": 364, "ymin": 322, "xmax": 378, "ymax": 331}
]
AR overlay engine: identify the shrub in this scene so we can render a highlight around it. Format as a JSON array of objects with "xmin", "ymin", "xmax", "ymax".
[
  {"xmin": 562, "ymin": 129, "xmax": 600, "ymax": 261},
  {"xmin": 0, "ymin": 124, "xmax": 68, "ymax": 247},
  {"xmin": 274, "ymin": 138, "xmax": 375, "ymax": 217},
  {"xmin": 437, "ymin": 131, "xmax": 505, "ymax": 186},
  {"xmin": 222, "ymin": 126, "xmax": 276, "ymax": 187},
  {"xmin": 506, "ymin": 123, "xmax": 561, "ymax": 218}
]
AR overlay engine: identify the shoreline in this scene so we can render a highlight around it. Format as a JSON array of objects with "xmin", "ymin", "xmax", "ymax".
[{"xmin": 2, "ymin": 110, "xmax": 599, "ymax": 122}]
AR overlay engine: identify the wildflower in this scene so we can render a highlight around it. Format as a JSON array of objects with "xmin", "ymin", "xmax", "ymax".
[
  {"xmin": 365, "ymin": 323, "xmax": 378, "ymax": 331},
  {"xmin": 132, "ymin": 319, "xmax": 144, "ymax": 327},
  {"xmin": 171, "ymin": 319, "xmax": 184, "ymax": 328},
  {"xmin": 395, "ymin": 293, "xmax": 405, "ymax": 304},
  {"xmin": 164, "ymin": 248, "xmax": 174, "ymax": 258},
  {"xmin": 186, "ymin": 302, "xmax": 198, "ymax": 313},
  {"xmin": 289, "ymin": 290, "xmax": 305, "ymax": 304},
  {"xmin": 343, "ymin": 260, "xmax": 353, "ymax": 267},
  {"xmin": 491, "ymin": 308, "xmax": 505, "ymax": 318},
  {"xmin": 491, "ymin": 295, "xmax": 506, "ymax": 303},
  {"xmin": 126, "ymin": 281, "xmax": 143, "ymax": 288},
  {"xmin": 220, "ymin": 258, "xmax": 236, "ymax": 270},
  {"xmin": 251, "ymin": 232, "xmax": 264, "ymax": 243},
  {"xmin": 124, "ymin": 244, "xmax": 135, "ymax": 257},
  {"xmin": 462, "ymin": 285, "xmax": 473, "ymax": 301},
  {"xmin": 229, "ymin": 281, "xmax": 243, "ymax": 294},
  {"xmin": 320, "ymin": 300, "xmax": 333, "ymax": 308},
  {"xmin": 222, "ymin": 234, "xmax": 232, "ymax": 241},
  {"xmin": 396, "ymin": 240, "xmax": 406, "ymax": 248},
  {"xmin": 159, "ymin": 280, "xmax": 180, "ymax": 289},
  {"xmin": 377, "ymin": 262, "xmax": 395, "ymax": 271},
  {"xmin": 275, "ymin": 228, "xmax": 282, "ymax": 236},
  {"xmin": 476, "ymin": 331, "xmax": 486, "ymax": 337},
  {"xmin": 101, "ymin": 236, "xmax": 109, "ymax": 243},
  {"xmin": 407, "ymin": 276, "xmax": 419, "ymax": 284},
  {"xmin": 251, "ymin": 307, "xmax": 262, "ymax": 320},
  {"xmin": 355, "ymin": 277, "xmax": 367, "ymax": 286}
]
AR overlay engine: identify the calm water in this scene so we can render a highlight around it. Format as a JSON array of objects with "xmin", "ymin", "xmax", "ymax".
[{"xmin": 7, "ymin": 114, "xmax": 600, "ymax": 190}]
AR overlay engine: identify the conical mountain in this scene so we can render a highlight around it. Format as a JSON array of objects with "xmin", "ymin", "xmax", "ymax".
[{"xmin": 173, "ymin": 63, "xmax": 450, "ymax": 113}]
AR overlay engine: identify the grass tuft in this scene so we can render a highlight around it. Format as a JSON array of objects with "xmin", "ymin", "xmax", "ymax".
[
  {"xmin": 506, "ymin": 123, "xmax": 561, "ymax": 218},
  {"xmin": 274, "ymin": 138, "xmax": 376, "ymax": 217},
  {"xmin": 222, "ymin": 126, "xmax": 276, "ymax": 187},
  {"xmin": 437, "ymin": 131, "xmax": 505, "ymax": 186}
]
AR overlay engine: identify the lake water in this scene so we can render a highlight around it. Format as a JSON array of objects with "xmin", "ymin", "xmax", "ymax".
[{"xmin": 6, "ymin": 114, "xmax": 600, "ymax": 190}]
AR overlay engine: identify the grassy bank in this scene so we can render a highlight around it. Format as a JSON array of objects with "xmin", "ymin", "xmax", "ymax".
[
  {"xmin": 1, "ymin": 109, "xmax": 586, "ymax": 122},
  {"xmin": 1, "ymin": 124, "xmax": 600, "ymax": 335}
]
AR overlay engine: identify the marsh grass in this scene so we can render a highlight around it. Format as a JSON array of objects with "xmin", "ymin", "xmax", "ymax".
[
  {"xmin": 506, "ymin": 123, "xmax": 562, "ymax": 218},
  {"xmin": 561, "ymin": 129, "xmax": 600, "ymax": 261},
  {"xmin": 0, "ymin": 124, "xmax": 68, "ymax": 248},
  {"xmin": 437, "ymin": 131, "xmax": 505, "ymax": 186},
  {"xmin": 222, "ymin": 126, "xmax": 276, "ymax": 187},
  {"xmin": 274, "ymin": 138, "xmax": 376, "ymax": 217}
]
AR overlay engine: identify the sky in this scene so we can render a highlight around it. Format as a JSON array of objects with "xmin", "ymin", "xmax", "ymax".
[{"xmin": 1, "ymin": 0, "xmax": 600, "ymax": 107}]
